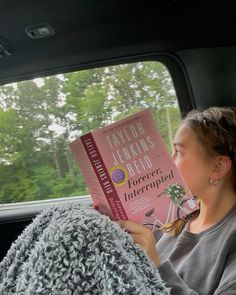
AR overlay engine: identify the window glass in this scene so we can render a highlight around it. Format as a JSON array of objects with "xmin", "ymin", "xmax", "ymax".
[{"xmin": 0, "ymin": 62, "xmax": 181, "ymax": 204}]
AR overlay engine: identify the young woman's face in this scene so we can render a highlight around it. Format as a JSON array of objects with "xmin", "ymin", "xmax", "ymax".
[{"xmin": 172, "ymin": 124, "xmax": 213, "ymax": 198}]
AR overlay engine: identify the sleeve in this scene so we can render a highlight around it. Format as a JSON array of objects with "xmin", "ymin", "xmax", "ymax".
[
  {"xmin": 213, "ymin": 250, "xmax": 236, "ymax": 295},
  {"xmin": 159, "ymin": 260, "xmax": 199, "ymax": 295},
  {"xmin": 153, "ymin": 229, "xmax": 164, "ymax": 243}
]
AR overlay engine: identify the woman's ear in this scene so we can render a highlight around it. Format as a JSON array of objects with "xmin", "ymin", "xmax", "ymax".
[{"xmin": 211, "ymin": 156, "xmax": 232, "ymax": 180}]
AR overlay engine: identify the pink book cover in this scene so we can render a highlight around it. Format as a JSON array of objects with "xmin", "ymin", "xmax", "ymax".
[{"xmin": 70, "ymin": 109, "xmax": 198, "ymax": 229}]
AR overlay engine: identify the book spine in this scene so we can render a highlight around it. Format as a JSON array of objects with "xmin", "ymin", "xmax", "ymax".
[{"xmin": 81, "ymin": 133, "xmax": 128, "ymax": 220}]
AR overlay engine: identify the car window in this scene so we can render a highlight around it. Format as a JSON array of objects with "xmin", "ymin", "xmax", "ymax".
[{"xmin": 0, "ymin": 61, "xmax": 181, "ymax": 204}]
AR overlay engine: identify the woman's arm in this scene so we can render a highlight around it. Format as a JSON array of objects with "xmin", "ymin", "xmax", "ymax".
[
  {"xmin": 118, "ymin": 220, "xmax": 161, "ymax": 267},
  {"xmin": 118, "ymin": 220, "xmax": 199, "ymax": 295},
  {"xmin": 118, "ymin": 220, "xmax": 236, "ymax": 295}
]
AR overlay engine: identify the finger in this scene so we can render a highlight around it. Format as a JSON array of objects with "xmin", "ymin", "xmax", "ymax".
[{"xmin": 117, "ymin": 220, "xmax": 149, "ymax": 234}]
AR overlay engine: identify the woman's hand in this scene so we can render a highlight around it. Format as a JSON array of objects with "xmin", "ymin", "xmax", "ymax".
[{"xmin": 118, "ymin": 220, "xmax": 161, "ymax": 267}]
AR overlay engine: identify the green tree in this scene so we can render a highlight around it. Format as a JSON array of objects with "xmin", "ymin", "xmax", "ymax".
[{"xmin": 0, "ymin": 61, "xmax": 181, "ymax": 204}]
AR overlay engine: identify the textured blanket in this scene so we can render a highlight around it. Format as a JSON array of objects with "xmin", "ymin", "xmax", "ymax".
[{"xmin": 0, "ymin": 203, "xmax": 169, "ymax": 295}]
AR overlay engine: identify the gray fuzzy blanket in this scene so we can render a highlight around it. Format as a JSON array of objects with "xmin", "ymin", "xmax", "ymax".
[{"xmin": 0, "ymin": 203, "xmax": 170, "ymax": 295}]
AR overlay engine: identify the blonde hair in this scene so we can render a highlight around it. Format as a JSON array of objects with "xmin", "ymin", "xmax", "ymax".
[{"xmin": 161, "ymin": 106, "xmax": 236, "ymax": 236}]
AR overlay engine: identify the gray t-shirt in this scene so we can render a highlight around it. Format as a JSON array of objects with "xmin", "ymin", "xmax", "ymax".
[{"xmin": 156, "ymin": 204, "xmax": 236, "ymax": 295}]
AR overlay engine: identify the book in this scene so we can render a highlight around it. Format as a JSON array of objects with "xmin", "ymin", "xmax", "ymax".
[{"xmin": 69, "ymin": 109, "xmax": 198, "ymax": 229}]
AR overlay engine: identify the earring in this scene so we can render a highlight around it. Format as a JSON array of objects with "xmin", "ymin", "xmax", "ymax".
[{"xmin": 210, "ymin": 178, "xmax": 218, "ymax": 185}]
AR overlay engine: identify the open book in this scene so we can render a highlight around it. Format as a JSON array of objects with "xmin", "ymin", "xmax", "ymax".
[{"xmin": 70, "ymin": 109, "xmax": 198, "ymax": 229}]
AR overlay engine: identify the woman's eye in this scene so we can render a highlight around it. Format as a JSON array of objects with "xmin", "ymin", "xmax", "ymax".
[
  {"xmin": 172, "ymin": 149, "xmax": 181, "ymax": 157},
  {"xmin": 171, "ymin": 149, "xmax": 178, "ymax": 157}
]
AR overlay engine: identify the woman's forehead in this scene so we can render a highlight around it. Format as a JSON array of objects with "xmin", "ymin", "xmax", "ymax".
[
  {"xmin": 174, "ymin": 124, "xmax": 195, "ymax": 143},
  {"xmin": 174, "ymin": 124, "xmax": 205, "ymax": 153}
]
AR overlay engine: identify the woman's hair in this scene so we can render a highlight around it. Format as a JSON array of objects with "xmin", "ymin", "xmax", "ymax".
[{"xmin": 161, "ymin": 106, "xmax": 236, "ymax": 236}]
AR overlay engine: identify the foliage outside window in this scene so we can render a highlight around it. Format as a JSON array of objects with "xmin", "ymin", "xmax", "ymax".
[{"xmin": 0, "ymin": 62, "xmax": 181, "ymax": 204}]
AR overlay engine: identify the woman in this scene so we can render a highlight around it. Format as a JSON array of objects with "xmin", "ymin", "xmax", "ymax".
[{"xmin": 119, "ymin": 106, "xmax": 236, "ymax": 294}]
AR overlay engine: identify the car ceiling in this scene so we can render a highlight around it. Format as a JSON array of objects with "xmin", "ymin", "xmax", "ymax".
[{"xmin": 0, "ymin": 0, "xmax": 236, "ymax": 107}]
